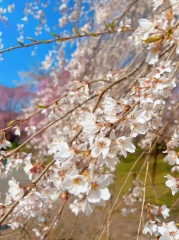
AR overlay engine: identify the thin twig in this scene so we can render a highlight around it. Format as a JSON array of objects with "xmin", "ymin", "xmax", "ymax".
[
  {"xmin": 0, "ymin": 29, "xmax": 136, "ymax": 55},
  {"xmin": 147, "ymin": 172, "xmax": 159, "ymax": 204},
  {"xmin": 43, "ymin": 201, "xmax": 67, "ymax": 240},
  {"xmin": 137, "ymin": 158, "xmax": 149, "ymax": 240}
]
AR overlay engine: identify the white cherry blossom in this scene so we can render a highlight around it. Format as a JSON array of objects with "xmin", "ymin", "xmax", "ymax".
[
  {"xmin": 164, "ymin": 151, "xmax": 179, "ymax": 165},
  {"xmin": 13, "ymin": 126, "xmax": 21, "ymax": 136},
  {"xmin": 116, "ymin": 136, "xmax": 136, "ymax": 158},
  {"xmin": 8, "ymin": 4, "xmax": 15, "ymax": 13},
  {"xmin": 87, "ymin": 176, "xmax": 110, "ymax": 203},
  {"xmin": 143, "ymin": 220, "xmax": 159, "ymax": 236},
  {"xmin": 160, "ymin": 205, "xmax": 170, "ymax": 219},
  {"xmin": 99, "ymin": 153, "xmax": 119, "ymax": 171},
  {"xmin": 0, "ymin": 140, "xmax": 12, "ymax": 149},
  {"xmin": 23, "ymin": 153, "xmax": 33, "ymax": 180},
  {"xmin": 8, "ymin": 177, "xmax": 24, "ymax": 201},
  {"xmin": 90, "ymin": 136, "xmax": 111, "ymax": 158},
  {"xmin": 167, "ymin": 131, "xmax": 179, "ymax": 149},
  {"xmin": 165, "ymin": 174, "xmax": 179, "ymax": 195},
  {"xmin": 63, "ymin": 174, "xmax": 88, "ymax": 196},
  {"xmin": 158, "ymin": 222, "xmax": 179, "ymax": 240},
  {"xmin": 25, "ymin": 126, "xmax": 36, "ymax": 136},
  {"xmin": 54, "ymin": 142, "xmax": 74, "ymax": 162},
  {"xmin": 81, "ymin": 112, "xmax": 99, "ymax": 135}
]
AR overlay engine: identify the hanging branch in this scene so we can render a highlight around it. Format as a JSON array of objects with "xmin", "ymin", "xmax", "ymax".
[{"xmin": 0, "ymin": 29, "xmax": 135, "ymax": 55}]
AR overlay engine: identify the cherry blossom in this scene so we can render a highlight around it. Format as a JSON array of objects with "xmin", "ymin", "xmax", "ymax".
[
  {"xmin": 53, "ymin": 142, "xmax": 74, "ymax": 162},
  {"xmin": 87, "ymin": 176, "xmax": 110, "ymax": 203},
  {"xmin": 25, "ymin": 126, "xmax": 36, "ymax": 136},
  {"xmin": 63, "ymin": 174, "xmax": 88, "ymax": 195},
  {"xmin": 165, "ymin": 174, "xmax": 179, "ymax": 195},
  {"xmin": 99, "ymin": 153, "xmax": 119, "ymax": 171},
  {"xmin": 90, "ymin": 135, "xmax": 111, "ymax": 158},
  {"xmin": 0, "ymin": 139, "xmax": 12, "ymax": 149},
  {"xmin": 164, "ymin": 151, "xmax": 179, "ymax": 165},
  {"xmin": 158, "ymin": 222, "xmax": 179, "ymax": 240},
  {"xmin": 8, "ymin": 4, "xmax": 15, "ymax": 13},
  {"xmin": 143, "ymin": 220, "xmax": 159, "ymax": 236},
  {"xmin": 8, "ymin": 177, "xmax": 24, "ymax": 201},
  {"xmin": 13, "ymin": 126, "xmax": 21, "ymax": 136},
  {"xmin": 81, "ymin": 112, "xmax": 100, "ymax": 135},
  {"xmin": 160, "ymin": 205, "xmax": 170, "ymax": 219},
  {"xmin": 116, "ymin": 136, "xmax": 136, "ymax": 158},
  {"xmin": 167, "ymin": 131, "xmax": 179, "ymax": 149}
]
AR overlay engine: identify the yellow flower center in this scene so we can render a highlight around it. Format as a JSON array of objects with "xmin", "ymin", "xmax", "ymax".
[
  {"xmin": 92, "ymin": 182, "xmax": 99, "ymax": 190},
  {"xmin": 73, "ymin": 178, "xmax": 81, "ymax": 185},
  {"xmin": 98, "ymin": 141, "xmax": 105, "ymax": 149}
]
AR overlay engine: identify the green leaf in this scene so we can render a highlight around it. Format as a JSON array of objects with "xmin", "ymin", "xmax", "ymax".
[
  {"xmin": 144, "ymin": 36, "xmax": 161, "ymax": 43},
  {"xmin": 90, "ymin": 33, "xmax": 99, "ymax": 37},
  {"xmin": 50, "ymin": 32, "xmax": 60, "ymax": 38},
  {"xmin": 17, "ymin": 41, "xmax": 25, "ymax": 46},
  {"xmin": 38, "ymin": 105, "xmax": 47, "ymax": 109},
  {"xmin": 26, "ymin": 37, "xmax": 37, "ymax": 42},
  {"xmin": 104, "ymin": 22, "xmax": 109, "ymax": 31},
  {"xmin": 109, "ymin": 21, "xmax": 115, "ymax": 30},
  {"xmin": 73, "ymin": 28, "xmax": 80, "ymax": 36},
  {"xmin": 7, "ymin": 119, "xmax": 16, "ymax": 126}
]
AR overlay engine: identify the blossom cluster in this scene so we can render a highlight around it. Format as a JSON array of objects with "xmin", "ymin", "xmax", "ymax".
[{"xmin": 143, "ymin": 203, "xmax": 179, "ymax": 239}]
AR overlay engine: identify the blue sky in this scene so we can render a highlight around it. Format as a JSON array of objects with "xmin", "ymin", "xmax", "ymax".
[
  {"xmin": 0, "ymin": 1, "xmax": 70, "ymax": 87},
  {"xmin": 0, "ymin": 0, "xmax": 92, "ymax": 87}
]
